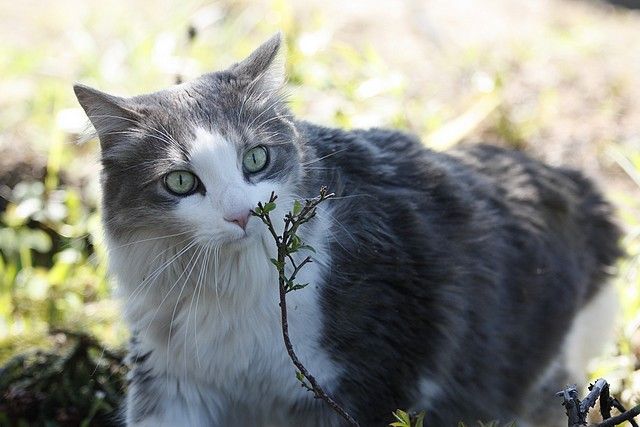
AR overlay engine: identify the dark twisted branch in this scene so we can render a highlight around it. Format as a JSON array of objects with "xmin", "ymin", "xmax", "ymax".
[
  {"xmin": 558, "ymin": 385, "xmax": 584, "ymax": 427},
  {"xmin": 558, "ymin": 379, "xmax": 640, "ymax": 427},
  {"xmin": 580, "ymin": 379, "xmax": 609, "ymax": 416},
  {"xmin": 600, "ymin": 382, "xmax": 612, "ymax": 421},
  {"xmin": 251, "ymin": 187, "xmax": 360, "ymax": 426}
]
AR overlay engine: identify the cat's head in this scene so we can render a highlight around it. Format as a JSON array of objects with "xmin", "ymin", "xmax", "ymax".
[{"xmin": 75, "ymin": 34, "xmax": 303, "ymax": 249}]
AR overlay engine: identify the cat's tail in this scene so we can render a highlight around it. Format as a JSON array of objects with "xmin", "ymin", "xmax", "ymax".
[
  {"xmin": 570, "ymin": 169, "xmax": 622, "ymax": 284},
  {"xmin": 521, "ymin": 169, "xmax": 622, "ymax": 426}
]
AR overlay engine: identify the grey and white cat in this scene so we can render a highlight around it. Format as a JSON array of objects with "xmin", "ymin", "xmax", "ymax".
[{"xmin": 74, "ymin": 34, "xmax": 622, "ymax": 426}]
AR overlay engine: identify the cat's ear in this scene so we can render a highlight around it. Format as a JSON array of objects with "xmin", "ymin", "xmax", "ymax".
[
  {"xmin": 230, "ymin": 33, "xmax": 285, "ymax": 94},
  {"xmin": 73, "ymin": 84, "xmax": 141, "ymax": 140}
]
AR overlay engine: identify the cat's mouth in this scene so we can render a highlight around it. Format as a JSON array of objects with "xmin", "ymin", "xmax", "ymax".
[{"xmin": 219, "ymin": 223, "xmax": 259, "ymax": 248}]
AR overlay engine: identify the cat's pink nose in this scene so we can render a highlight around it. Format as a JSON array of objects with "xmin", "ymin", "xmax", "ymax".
[{"xmin": 224, "ymin": 210, "xmax": 250, "ymax": 230}]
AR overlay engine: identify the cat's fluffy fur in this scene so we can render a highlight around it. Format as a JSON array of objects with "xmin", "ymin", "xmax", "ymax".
[{"xmin": 74, "ymin": 34, "xmax": 622, "ymax": 426}]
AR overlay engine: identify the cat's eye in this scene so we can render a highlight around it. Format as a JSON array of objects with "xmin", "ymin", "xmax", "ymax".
[
  {"xmin": 164, "ymin": 171, "xmax": 198, "ymax": 196},
  {"xmin": 243, "ymin": 146, "xmax": 269, "ymax": 173}
]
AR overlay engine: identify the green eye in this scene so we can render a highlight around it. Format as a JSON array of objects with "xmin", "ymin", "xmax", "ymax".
[
  {"xmin": 243, "ymin": 146, "xmax": 268, "ymax": 173},
  {"xmin": 164, "ymin": 171, "xmax": 198, "ymax": 195}
]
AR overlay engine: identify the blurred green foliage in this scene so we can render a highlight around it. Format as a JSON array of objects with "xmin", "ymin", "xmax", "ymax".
[
  {"xmin": 0, "ymin": 177, "xmax": 110, "ymax": 358},
  {"xmin": 0, "ymin": 331, "xmax": 126, "ymax": 426},
  {"xmin": 0, "ymin": 0, "xmax": 639, "ymax": 425}
]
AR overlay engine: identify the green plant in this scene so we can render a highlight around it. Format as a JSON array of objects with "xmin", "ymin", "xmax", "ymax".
[
  {"xmin": 252, "ymin": 188, "xmax": 362, "ymax": 425},
  {"xmin": 390, "ymin": 409, "xmax": 426, "ymax": 427}
]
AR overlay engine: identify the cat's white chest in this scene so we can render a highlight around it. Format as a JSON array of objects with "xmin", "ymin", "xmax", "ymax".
[
  {"xmin": 112, "ymin": 222, "xmax": 340, "ymax": 421},
  {"xmin": 170, "ymin": 263, "xmax": 318, "ymax": 402}
]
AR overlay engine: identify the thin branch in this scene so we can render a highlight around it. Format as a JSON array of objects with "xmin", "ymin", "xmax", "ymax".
[
  {"xmin": 600, "ymin": 382, "xmax": 612, "ymax": 421},
  {"xmin": 288, "ymin": 255, "xmax": 312, "ymax": 285},
  {"xmin": 251, "ymin": 187, "xmax": 360, "ymax": 426},
  {"xmin": 605, "ymin": 398, "xmax": 640, "ymax": 427},
  {"xmin": 596, "ymin": 404, "xmax": 640, "ymax": 427}
]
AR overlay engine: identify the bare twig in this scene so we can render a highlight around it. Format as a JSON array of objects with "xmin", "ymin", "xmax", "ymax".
[
  {"xmin": 606, "ymin": 398, "xmax": 640, "ymax": 427},
  {"xmin": 557, "ymin": 379, "xmax": 640, "ymax": 427},
  {"xmin": 600, "ymin": 382, "xmax": 612, "ymax": 421},
  {"xmin": 251, "ymin": 187, "xmax": 360, "ymax": 426},
  {"xmin": 557, "ymin": 385, "xmax": 584, "ymax": 427},
  {"xmin": 597, "ymin": 404, "xmax": 640, "ymax": 427}
]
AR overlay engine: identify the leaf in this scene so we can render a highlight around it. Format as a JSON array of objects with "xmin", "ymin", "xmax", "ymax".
[
  {"xmin": 391, "ymin": 409, "xmax": 411, "ymax": 426},
  {"xmin": 299, "ymin": 244, "xmax": 316, "ymax": 253},
  {"xmin": 288, "ymin": 234, "xmax": 301, "ymax": 252},
  {"xmin": 270, "ymin": 258, "xmax": 284, "ymax": 270},
  {"xmin": 289, "ymin": 283, "xmax": 308, "ymax": 292},
  {"xmin": 398, "ymin": 410, "xmax": 410, "ymax": 424},
  {"xmin": 292, "ymin": 200, "xmax": 302, "ymax": 215},
  {"xmin": 263, "ymin": 201, "xmax": 277, "ymax": 213}
]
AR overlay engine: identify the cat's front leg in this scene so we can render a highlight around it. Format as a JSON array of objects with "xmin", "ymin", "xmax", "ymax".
[{"xmin": 125, "ymin": 363, "xmax": 225, "ymax": 427}]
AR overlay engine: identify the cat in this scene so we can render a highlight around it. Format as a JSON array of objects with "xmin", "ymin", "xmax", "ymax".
[{"xmin": 74, "ymin": 34, "xmax": 622, "ymax": 426}]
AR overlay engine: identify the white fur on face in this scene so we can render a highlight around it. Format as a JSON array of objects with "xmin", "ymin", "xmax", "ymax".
[
  {"xmin": 107, "ymin": 128, "xmax": 342, "ymax": 426},
  {"xmin": 173, "ymin": 128, "xmax": 277, "ymax": 247}
]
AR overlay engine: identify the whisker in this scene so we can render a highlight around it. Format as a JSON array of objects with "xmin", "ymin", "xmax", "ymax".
[
  {"xmin": 108, "ymin": 231, "xmax": 192, "ymax": 251},
  {"xmin": 300, "ymin": 148, "xmax": 349, "ymax": 166},
  {"xmin": 166, "ymin": 245, "xmax": 206, "ymax": 380},
  {"xmin": 213, "ymin": 245, "xmax": 224, "ymax": 320},
  {"xmin": 290, "ymin": 193, "xmax": 358, "ymax": 247},
  {"xmin": 92, "ymin": 129, "xmax": 172, "ymax": 148},
  {"xmin": 246, "ymin": 96, "xmax": 287, "ymax": 130},
  {"xmin": 86, "ymin": 114, "xmax": 184, "ymax": 154},
  {"xmin": 185, "ymin": 242, "xmax": 211, "ymax": 372},
  {"xmin": 238, "ymin": 76, "xmax": 267, "ymax": 126},
  {"xmin": 124, "ymin": 238, "xmax": 197, "ymax": 309},
  {"xmin": 253, "ymin": 114, "xmax": 293, "ymax": 134},
  {"xmin": 137, "ymin": 243, "xmax": 199, "ymax": 364},
  {"xmin": 301, "ymin": 166, "xmax": 335, "ymax": 171},
  {"xmin": 129, "ymin": 238, "xmax": 198, "ymax": 368}
]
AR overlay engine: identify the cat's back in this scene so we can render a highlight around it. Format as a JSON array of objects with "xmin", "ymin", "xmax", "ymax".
[
  {"xmin": 447, "ymin": 143, "xmax": 622, "ymax": 299},
  {"xmin": 298, "ymin": 122, "xmax": 622, "ymax": 424},
  {"xmin": 302, "ymin": 123, "xmax": 620, "ymax": 298}
]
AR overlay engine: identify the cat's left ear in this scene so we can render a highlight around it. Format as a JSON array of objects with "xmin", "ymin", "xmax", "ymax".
[
  {"xmin": 73, "ymin": 84, "xmax": 141, "ymax": 142},
  {"xmin": 230, "ymin": 33, "xmax": 285, "ymax": 93}
]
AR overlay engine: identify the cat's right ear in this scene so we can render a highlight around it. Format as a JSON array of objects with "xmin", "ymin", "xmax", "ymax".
[
  {"xmin": 230, "ymin": 33, "xmax": 285, "ymax": 94},
  {"xmin": 73, "ymin": 84, "xmax": 141, "ymax": 142}
]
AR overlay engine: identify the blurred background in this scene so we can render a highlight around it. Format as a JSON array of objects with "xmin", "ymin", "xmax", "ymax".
[{"xmin": 0, "ymin": 0, "xmax": 639, "ymax": 424}]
